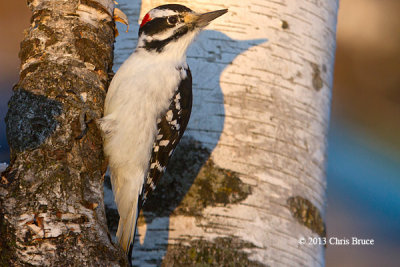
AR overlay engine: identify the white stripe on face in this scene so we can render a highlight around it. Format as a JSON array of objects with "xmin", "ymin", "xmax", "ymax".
[{"xmin": 149, "ymin": 9, "xmax": 179, "ymax": 18}]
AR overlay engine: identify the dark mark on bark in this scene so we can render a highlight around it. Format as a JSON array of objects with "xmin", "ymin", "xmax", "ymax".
[
  {"xmin": 0, "ymin": 209, "xmax": 17, "ymax": 265},
  {"xmin": 5, "ymin": 89, "xmax": 62, "ymax": 153},
  {"xmin": 161, "ymin": 237, "xmax": 265, "ymax": 267},
  {"xmin": 174, "ymin": 158, "xmax": 251, "ymax": 215},
  {"xmin": 79, "ymin": 120, "xmax": 105, "ymax": 172},
  {"xmin": 73, "ymin": 25, "xmax": 114, "ymax": 72},
  {"xmin": 20, "ymin": 62, "xmax": 41, "ymax": 81},
  {"xmin": 281, "ymin": 20, "xmax": 289, "ymax": 29},
  {"xmin": 287, "ymin": 196, "xmax": 326, "ymax": 238},
  {"xmin": 19, "ymin": 38, "xmax": 41, "ymax": 63},
  {"xmin": 61, "ymin": 215, "xmax": 89, "ymax": 224},
  {"xmin": 75, "ymin": 38, "xmax": 109, "ymax": 71},
  {"xmin": 30, "ymin": 8, "xmax": 51, "ymax": 24},
  {"xmin": 311, "ymin": 62, "xmax": 323, "ymax": 91},
  {"xmin": 0, "ymin": 167, "xmax": 17, "ymax": 188},
  {"xmin": 38, "ymin": 24, "xmax": 59, "ymax": 47}
]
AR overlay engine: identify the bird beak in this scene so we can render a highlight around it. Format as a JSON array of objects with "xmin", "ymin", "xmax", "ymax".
[{"xmin": 185, "ymin": 9, "xmax": 228, "ymax": 28}]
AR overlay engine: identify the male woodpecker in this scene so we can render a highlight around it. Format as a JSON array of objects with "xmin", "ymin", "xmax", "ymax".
[{"xmin": 100, "ymin": 4, "xmax": 227, "ymax": 258}]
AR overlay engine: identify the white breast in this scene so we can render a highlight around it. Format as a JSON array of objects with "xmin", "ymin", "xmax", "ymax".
[
  {"xmin": 105, "ymin": 53, "xmax": 182, "ymax": 164},
  {"xmin": 100, "ymin": 51, "xmax": 185, "ymax": 205}
]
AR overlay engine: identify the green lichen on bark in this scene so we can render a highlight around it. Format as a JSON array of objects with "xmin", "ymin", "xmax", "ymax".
[
  {"xmin": 287, "ymin": 196, "xmax": 326, "ymax": 238},
  {"xmin": 175, "ymin": 158, "xmax": 251, "ymax": 215},
  {"xmin": 161, "ymin": 237, "xmax": 265, "ymax": 267},
  {"xmin": 142, "ymin": 137, "xmax": 251, "ymax": 220}
]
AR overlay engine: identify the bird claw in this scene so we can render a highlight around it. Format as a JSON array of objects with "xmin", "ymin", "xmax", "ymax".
[
  {"xmin": 113, "ymin": 7, "xmax": 129, "ymax": 37},
  {"xmin": 76, "ymin": 107, "xmax": 98, "ymax": 140}
]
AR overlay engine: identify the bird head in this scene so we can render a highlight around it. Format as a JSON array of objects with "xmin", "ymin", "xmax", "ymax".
[{"xmin": 136, "ymin": 4, "xmax": 227, "ymax": 60}]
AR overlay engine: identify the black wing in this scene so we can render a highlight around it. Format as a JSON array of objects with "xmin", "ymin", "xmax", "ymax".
[{"xmin": 141, "ymin": 66, "xmax": 192, "ymax": 204}]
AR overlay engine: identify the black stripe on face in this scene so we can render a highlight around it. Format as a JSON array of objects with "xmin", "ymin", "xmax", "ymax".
[
  {"xmin": 141, "ymin": 25, "xmax": 190, "ymax": 53},
  {"xmin": 139, "ymin": 16, "xmax": 177, "ymax": 36}
]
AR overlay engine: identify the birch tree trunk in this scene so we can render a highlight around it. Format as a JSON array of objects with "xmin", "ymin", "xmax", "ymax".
[
  {"xmin": 106, "ymin": 0, "xmax": 338, "ymax": 266},
  {"xmin": 0, "ymin": 0, "xmax": 128, "ymax": 265}
]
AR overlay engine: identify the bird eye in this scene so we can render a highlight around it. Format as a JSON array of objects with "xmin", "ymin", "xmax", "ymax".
[{"xmin": 167, "ymin": 16, "xmax": 178, "ymax": 25}]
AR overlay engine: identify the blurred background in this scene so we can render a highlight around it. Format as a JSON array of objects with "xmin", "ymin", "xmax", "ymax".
[{"xmin": 0, "ymin": 1, "xmax": 399, "ymax": 266}]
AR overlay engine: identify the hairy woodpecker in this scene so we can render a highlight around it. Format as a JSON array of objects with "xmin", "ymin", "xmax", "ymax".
[{"xmin": 100, "ymin": 4, "xmax": 227, "ymax": 258}]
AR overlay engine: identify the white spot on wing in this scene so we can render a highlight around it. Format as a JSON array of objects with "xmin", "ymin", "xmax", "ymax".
[
  {"xmin": 155, "ymin": 161, "xmax": 163, "ymax": 171},
  {"xmin": 166, "ymin": 110, "xmax": 173, "ymax": 121},
  {"xmin": 160, "ymin": 140, "xmax": 169, "ymax": 146}
]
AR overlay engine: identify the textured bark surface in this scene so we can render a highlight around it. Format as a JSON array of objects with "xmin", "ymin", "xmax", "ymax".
[
  {"xmin": 0, "ymin": 0, "xmax": 128, "ymax": 265},
  {"xmin": 103, "ymin": 0, "xmax": 338, "ymax": 266}
]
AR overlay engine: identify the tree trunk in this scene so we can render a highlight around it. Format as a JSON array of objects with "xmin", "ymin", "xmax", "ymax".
[
  {"xmin": 0, "ymin": 0, "xmax": 128, "ymax": 265},
  {"xmin": 108, "ymin": 0, "xmax": 337, "ymax": 266}
]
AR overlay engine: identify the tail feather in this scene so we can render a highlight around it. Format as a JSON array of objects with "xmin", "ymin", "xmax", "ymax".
[
  {"xmin": 116, "ymin": 194, "xmax": 140, "ymax": 253},
  {"xmin": 110, "ymin": 167, "xmax": 145, "ymax": 256}
]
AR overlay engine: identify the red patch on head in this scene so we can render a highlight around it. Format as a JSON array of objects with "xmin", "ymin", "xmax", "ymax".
[{"xmin": 140, "ymin": 13, "xmax": 152, "ymax": 28}]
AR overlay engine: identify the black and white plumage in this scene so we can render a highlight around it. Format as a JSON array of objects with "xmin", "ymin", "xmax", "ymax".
[
  {"xmin": 141, "ymin": 66, "xmax": 192, "ymax": 204},
  {"xmin": 99, "ymin": 4, "xmax": 227, "ymax": 259}
]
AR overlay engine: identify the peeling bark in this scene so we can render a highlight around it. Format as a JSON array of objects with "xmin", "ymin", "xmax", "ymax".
[{"xmin": 0, "ymin": 0, "xmax": 128, "ymax": 265}]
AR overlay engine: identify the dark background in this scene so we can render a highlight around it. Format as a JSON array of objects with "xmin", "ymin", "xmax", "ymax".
[{"xmin": 1, "ymin": 1, "xmax": 399, "ymax": 266}]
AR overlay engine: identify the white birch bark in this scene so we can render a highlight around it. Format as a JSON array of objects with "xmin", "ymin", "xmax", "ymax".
[{"xmin": 109, "ymin": 0, "xmax": 338, "ymax": 266}]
